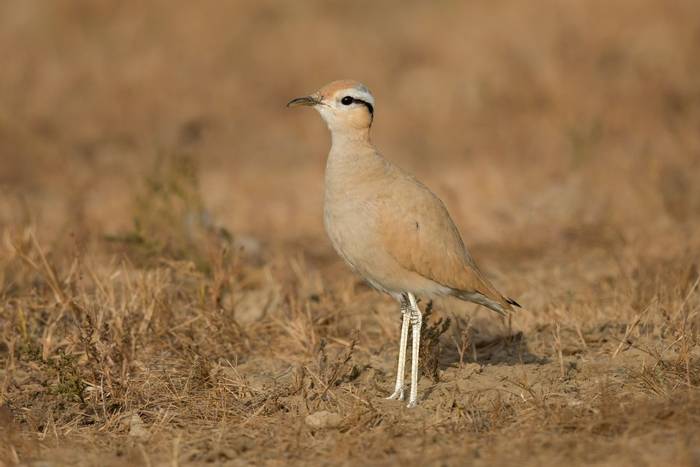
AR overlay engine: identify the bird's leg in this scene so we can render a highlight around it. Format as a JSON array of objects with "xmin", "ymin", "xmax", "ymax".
[
  {"xmin": 406, "ymin": 292, "xmax": 422, "ymax": 408},
  {"xmin": 386, "ymin": 293, "xmax": 410, "ymax": 400}
]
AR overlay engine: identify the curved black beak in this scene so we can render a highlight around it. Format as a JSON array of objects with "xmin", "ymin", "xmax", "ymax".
[{"xmin": 287, "ymin": 96, "xmax": 321, "ymax": 108}]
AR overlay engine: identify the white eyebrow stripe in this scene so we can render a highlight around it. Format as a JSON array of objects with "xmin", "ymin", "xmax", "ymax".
[{"xmin": 347, "ymin": 89, "xmax": 375, "ymax": 106}]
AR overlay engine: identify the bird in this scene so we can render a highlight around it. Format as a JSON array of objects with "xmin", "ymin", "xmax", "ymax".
[{"xmin": 287, "ymin": 80, "xmax": 520, "ymax": 408}]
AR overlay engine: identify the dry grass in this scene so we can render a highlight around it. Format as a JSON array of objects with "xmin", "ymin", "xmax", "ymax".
[{"xmin": 1, "ymin": 0, "xmax": 700, "ymax": 465}]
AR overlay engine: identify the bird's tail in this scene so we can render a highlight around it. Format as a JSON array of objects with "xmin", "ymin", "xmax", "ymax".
[
  {"xmin": 451, "ymin": 289, "xmax": 520, "ymax": 316},
  {"xmin": 449, "ymin": 264, "xmax": 521, "ymax": 316},
  {"xmin": 505, "ymin": 297, "xmax": 521, "ymax": 308}
]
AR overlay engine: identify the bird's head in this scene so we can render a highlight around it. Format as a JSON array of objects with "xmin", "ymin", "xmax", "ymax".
[{"xmin": 287, "ymin": 80, "xmax": 375, "ymax": 136}]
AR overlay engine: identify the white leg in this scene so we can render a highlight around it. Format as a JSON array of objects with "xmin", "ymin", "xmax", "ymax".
[
  {"xmin": 406, "ymin": 292, "xmax": 422, "ymax": 408},
  {"xmin": 386, "ymin": 294, "xmax": 410, "ymax": 400}
]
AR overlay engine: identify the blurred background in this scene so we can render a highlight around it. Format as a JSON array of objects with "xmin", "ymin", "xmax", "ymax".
[{"xmin": 1, "ymin": 0, "xmax": 699, "ymax": 260}]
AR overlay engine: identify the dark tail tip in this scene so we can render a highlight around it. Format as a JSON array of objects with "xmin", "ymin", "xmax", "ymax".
[{"xmin": 506, "ymin": 297, "xmax": 521, "ymax": 308}]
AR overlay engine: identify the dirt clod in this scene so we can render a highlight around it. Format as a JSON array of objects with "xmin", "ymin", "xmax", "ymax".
[
  {"xmin": 127, "ymin": 414, "xmax": 149, "ymax": 441},
  {"xmin": 305, "ymin": 411, "xmax": 343, "ymax": 429}
]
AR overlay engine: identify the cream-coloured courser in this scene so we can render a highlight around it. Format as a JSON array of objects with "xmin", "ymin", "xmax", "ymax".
[{"xmin": 288, "ymin": 80, "xmax": 520, "ymax": 407}]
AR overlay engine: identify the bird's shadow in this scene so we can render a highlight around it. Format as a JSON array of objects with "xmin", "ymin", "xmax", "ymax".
[{"xmin": 436, "ymin": 314, "xmax": 548, "ymax": 369}]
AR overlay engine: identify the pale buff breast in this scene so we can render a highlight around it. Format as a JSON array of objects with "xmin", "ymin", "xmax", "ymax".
[{"xmin": 323, "ymin": 149, "xmax": 451, "ymax": 297}]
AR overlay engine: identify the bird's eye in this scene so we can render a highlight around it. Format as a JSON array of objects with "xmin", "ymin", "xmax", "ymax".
[{"xmin": 341, "ymin": 96, "xmax": 354, "ymax": 105}]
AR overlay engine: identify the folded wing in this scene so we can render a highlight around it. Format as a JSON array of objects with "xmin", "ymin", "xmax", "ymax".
[{"xmin": 377, "ymin": 175, "xmax": 517, "ymax": 314}]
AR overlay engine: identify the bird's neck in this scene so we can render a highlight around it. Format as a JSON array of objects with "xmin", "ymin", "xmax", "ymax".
[
  {"xmin": 329, "ymin": 127, "xmax": 371, "ymax": 147},
  {"xmin": 328, "ymin": 129, "xmax": 375, "ymax": 165},
  {"xmin": 326, "ymin": 129, "xmax": 385, "ymax": 190}
]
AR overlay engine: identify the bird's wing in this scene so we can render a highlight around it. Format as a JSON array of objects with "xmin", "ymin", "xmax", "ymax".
[{"xmin": 377, "ymin": 175, "xmax": 511, "ymax": 310}]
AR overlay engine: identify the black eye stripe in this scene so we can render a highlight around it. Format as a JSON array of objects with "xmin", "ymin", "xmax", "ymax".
[
  {"xmin": 356, "ymin": 99, "xmax": 374, "ymax": 115},
  {"xmin": 340, "ymin": 95, "xmax": 374, "ymax": 116}
]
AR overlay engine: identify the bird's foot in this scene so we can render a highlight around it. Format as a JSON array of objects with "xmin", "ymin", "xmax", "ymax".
[
  {"xmin": 406, "ymin": 398, "xmax": 418, "ymax": 409},
  {"xmin": 386, "ymin": 388, "xmax": 404, "ymax": 401}
]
